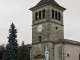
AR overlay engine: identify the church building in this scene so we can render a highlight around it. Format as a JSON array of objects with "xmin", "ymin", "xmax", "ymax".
[{"xmin": 29, "ymin": 0, "xmax": 80, "ymax": 60}]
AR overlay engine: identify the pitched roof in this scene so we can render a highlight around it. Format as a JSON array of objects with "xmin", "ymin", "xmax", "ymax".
[
  {"xmin": 56, "ymin": 39, "xmax": 80, "ymax": 45},
  {"xmin": 30, "ymin": 0, "xmax": 66, "ymax": 10}
]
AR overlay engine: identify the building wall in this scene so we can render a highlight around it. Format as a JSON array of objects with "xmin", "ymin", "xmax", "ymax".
[
  {"xmin": 32, "ymin": 4, "xmax": 64, "ymax": 43},
  {"xmin": 30, "ymin": 42, "xmax": 54, "ymax": 60},
  {"xmin": 32, "ymin": 5, "xmax": 63, "ymax": 25},
  {"xmin": 54, "ymin": 43, "xmax": 62, "ymax": 60},
  {"xmin": 49, "ymin": 5, "xmax": 63, "ymax": 24},
  {"xmin": 54, "ymin": 43, "xmax": 80, "ymax": 60},
  {"xmin": 32, "ymin": 22, "xmax": 51, "ymax": 43},
  {"xmin": 32, "ymin": 5, "xmax": 48, "ymax": 25},
  {"xmin": 50, "ymin": 23, "xmax": 64, "ymax": 42},
  {"xmin": 64, "ymin": 44, "xmax": 80, "ymax": 60}
]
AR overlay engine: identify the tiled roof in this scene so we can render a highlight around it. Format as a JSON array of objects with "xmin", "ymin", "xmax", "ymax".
[
  {"xmin": 30, "ymin": 0, "xmax": 66, "ymax": 10},
  {"xmin": 56, "ymin": 39, "xmax": 80, "ymax": 45}
]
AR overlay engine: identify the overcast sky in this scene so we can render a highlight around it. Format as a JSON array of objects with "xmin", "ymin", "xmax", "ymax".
[{"xmin": 0, "ymin": 0, "xmax": 80, "ymax": 46}]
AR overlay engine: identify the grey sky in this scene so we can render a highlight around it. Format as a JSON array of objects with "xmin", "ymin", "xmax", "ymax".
[{"xmin": 0, "ymin": 0, "xmax": 80, "ymax": 46}]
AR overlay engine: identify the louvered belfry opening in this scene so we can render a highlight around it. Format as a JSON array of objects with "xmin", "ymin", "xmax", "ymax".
[{"xmin": 35, "ymin": 12, "xmax": 38, "ymax": 20}]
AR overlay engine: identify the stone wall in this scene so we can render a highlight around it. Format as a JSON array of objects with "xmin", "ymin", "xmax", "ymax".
[
  {"xmin": 30, "ymin": 42, "xmax": 54, "ymax": 60},
  {"xmin": 50, "ymin": 22, "xmax": 64, "ymax": 42}
]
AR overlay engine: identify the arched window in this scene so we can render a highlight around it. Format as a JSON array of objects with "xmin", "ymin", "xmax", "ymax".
[
  {"xmin": 39, "ymin": 11, "xmax": 41, "ymax": 19},
  {"xmin": 39, "ymin": 36, "xmax": 41, "ymax": 42},
  {"xmin": 35, "ymin": 12, "xmax": 38, "ymax": 20},
  {"xmin": 55, "ymin": 11, "xmax": 57, "ymax": 19},
  {"xmin": 52, "ymin": 10, "xmax": 54, "ymax": 18},
  {"xmin": 42, "ymin": 10, "xmax": 45, "ymax": 18},
  {"xmin": 58, "ymin": 12, "xmax": 61, "ymax": 20}
]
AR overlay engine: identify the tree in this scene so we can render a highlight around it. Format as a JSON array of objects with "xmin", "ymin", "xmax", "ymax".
[
  {"xmin": 22, "ymin": 41, "xmax": 24, "ymax": 46},
  {"xmin": 4, "ymin": 23, "xmax": 18, "ymax": 60},
  {"xmin": 0, "ymin": 44, "xmax": 6, "ymax": 60},
  {"xmin": 16, "ymin": 41, "xmax": 30, "ymax": 60}
]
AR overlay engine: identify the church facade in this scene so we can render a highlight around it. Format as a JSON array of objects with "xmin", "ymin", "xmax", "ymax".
[{"xmin": 29, "ymin": 0, "xmax": 80, "ymax": 60}]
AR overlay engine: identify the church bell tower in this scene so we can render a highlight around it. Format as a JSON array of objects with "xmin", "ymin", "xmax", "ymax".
[{"xmin": 29, "ymin": 0, "xmax": 66, "ymax": 60}]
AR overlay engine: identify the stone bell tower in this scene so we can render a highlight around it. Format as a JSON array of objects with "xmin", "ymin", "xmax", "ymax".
[{"xmin": 29, "ymin": 0, "xmax": 66, "ymax": 60}]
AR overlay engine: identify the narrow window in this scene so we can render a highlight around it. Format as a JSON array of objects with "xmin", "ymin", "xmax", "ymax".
[
  {"xmin": 43, "ymin": 10, "xmax": 45, "ymax": 18},
  {"xmin": 35, "ymin": 12, "xmax": 38, "ymax": 20},
  {"xmin": 56, "ymin": 27, "xmax": 58, "ymax": 30},
  {"xmin": 58, "ymin": 12, "xmax": 61, "ymax": 20},
  {"xmin": 55, "ymin": 11, "xmax": 57, "ymax": 19},
  {"xmin": 39, "ymin": 36, "xmax": 41, "ymax": 42},
  {"xmin": 79, "ymin": 54, "xmax": 80, "ymax": 60},
  {"xmin": 52, "ymin": 10, "xmax": 54, "ymax": 18},
  {"xmin": 67, "ymin": 54, "xmax": 69, "ymax": 58},
  {"xmin": 39, "ymin": 11, "xmax": 41, "ymax": 19}
]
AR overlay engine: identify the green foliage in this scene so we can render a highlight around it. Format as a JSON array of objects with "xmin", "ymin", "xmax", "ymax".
[
  {"xmin": 4, "ymin": 23, "xmax": 18, "ymax": 60},
  {"xmin": 16, "ymin": 42, "xmax": 30, "ymax": 60},
  {"xmin": 0, "ymin": 44, "xmax": 6, "ymax": 60}
]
